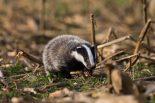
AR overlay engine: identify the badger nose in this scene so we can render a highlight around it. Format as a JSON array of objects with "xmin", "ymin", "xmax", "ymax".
[
  {"xmin": 87, "ymin": 65, "xmax": 96, "ymax": 70},
  {"xmin": 91, "ymin": 65, "xmax": 96, "ymax": 69}
]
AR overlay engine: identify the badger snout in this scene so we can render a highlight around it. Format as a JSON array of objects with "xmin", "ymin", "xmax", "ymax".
[{"xmin": 86, "ymin": 64, "xmax": 96, "ymax": 70}]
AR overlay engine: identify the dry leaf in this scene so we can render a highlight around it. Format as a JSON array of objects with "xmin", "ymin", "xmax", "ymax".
[
  {"xmin": 11, "ymin": 97, "xmax": 23, "ymax": 103},
  {"xmin": 49, "ymin": 88, "xmax": 72, "ymax": 98},
  {"xmin": 23, "ymin": 87, "xmax": 37, "ymax": 94},
  {"xmin": 111, "ymin": 69, "xmax": 122, "ymax": 95},
  {"xmin": 7, "ymin": 51, "xmax": 17, "ymax": 57}
]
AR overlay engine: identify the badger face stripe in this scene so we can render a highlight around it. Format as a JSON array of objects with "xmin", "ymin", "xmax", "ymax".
[
  {"xmin": 82, "ymin": 44, "xmax": 95, "ymax": 66},
  {"xmin": 71, "ymin": 51, "xmax": 87, "ymax": 67}
]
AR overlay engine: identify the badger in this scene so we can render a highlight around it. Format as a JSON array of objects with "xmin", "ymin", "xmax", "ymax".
[{"xmin": 42, "ymin": 35, "xmax": 96, "ymax": 80}]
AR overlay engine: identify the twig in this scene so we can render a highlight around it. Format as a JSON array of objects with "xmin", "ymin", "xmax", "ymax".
[
  {"xmin": 106, "ymin": 27, "xmax": 117, "ymax": 42},
  {"xmin": 143, "ymin": 0, "xmax": 147, "ymax": 23},
  {"xmin": 90, "ymin": 13, "xmax": 98, "ymax": 63},
  {"xmin": 125, "ymin": 19, "xmax": 151, "ymax": 71},
  {"xmin": 13, "ymin": 75, "xmax": 28, "ymax": 83},
  {"xmin": 140, "ymin": 55, "xmax": 155, "ymax": 62},
  {"xmin": 106, "ymin": 27, "xmax": 113, "ymax": 42},
  {"xmin": 129, "ymin": 36, "xmax": 155, "ymax": 53},
  {"xmin": 37, "ymin": 82, "xmax": 68, "ymax": 92},
  {"xmin": 135, "ymin": 76, "xmax": 155, "ymax": 81},
  {"xmin": 130, "ymin": 37, "xmax": 155, "ymax": 54},
  {"xmin": 97, "ymin": 35, "xmax": 131, "ymax": 49},
  {"xmin": 116, "ymin": 53, "xmax": 139, "ymax": 62},
  {"xmin": 10, "ymin": 73, "xmax": 29, "ymax": 78},
  {"xmin": 134, "ymin": 19, "xmax": 151, "ymax": 54},
  {"xmin": 17, "ymin": 49, "xmax": 43, "ymax": 65},
  {"xmin": 32, "ymin": 64, "xmax": 40, "ymax": 74},
  {"xmin": 103, "ymin": 50, "xmax": 125, "ymax": 62},
  {"xmin": 96, "ymin": 50, "xmax": 124, "ymax": 67},
  {"xmin": 97, "ymin": 49, "xmax": 104, "ymax": 61},
  {"xmin": 142, "ymin": 0, "xmax": 151, "ymax": 56}
]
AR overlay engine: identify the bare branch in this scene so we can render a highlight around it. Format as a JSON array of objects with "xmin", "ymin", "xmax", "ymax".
[
  {"xmin": 90, "ymin": 13, "xmax": 98, "ymax": 63},
  {"xmin": 97, "ymin": 36, "xmax": 131, "ymax": 49}
]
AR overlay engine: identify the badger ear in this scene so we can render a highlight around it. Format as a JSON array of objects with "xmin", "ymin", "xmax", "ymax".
[
  {"xmin": 72, "ymin": 46, "xmax": 82, "ymax": 52},
  {"xmin": 76, "ymin": 46, "xmax": 82, "ymax": 50},
  {"xmin": 76, "ymin": 46, "xmax": 84, "ymax": 53}
]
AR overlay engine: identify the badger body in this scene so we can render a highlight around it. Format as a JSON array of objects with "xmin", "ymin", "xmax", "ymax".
[{"xmin": 42, "ymin": 35, "xmax": 95, "ymax": 78}]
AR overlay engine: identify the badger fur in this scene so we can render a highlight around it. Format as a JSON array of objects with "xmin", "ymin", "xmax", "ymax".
[{"xmin": 42, "ymin": 35, "xmax": 96, "ymax": 79}]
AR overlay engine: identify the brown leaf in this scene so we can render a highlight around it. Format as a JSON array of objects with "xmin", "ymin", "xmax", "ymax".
[
  {"xmin": 111, "ymin": 69, "xmax": 122, "ymax": 95},
  {"xmin": 49, "ymin": 88, "xmax": 72, "ymax": 98}
]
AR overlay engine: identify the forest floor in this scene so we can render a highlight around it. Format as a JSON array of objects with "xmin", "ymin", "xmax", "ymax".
[{"xmin": 0, "ymin": 0, "xmax": 155, "ymax": 103}]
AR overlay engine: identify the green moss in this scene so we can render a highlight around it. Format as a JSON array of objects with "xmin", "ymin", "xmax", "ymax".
[
  {"xmin": 6, "ymin": 63, "xmax": 24, "ymax": 76},
  {"xmin": 132, "ymin": 63, "xmax": 155, "ymax": 79}
]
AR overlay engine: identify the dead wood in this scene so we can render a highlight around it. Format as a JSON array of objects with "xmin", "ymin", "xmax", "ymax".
[
  {"xmin": 125, "ymin": 19, "xmax": 151, "ymax": 71},
  {"xmin": 16, "ymin": 49, "xmax": 43, "ymax": 65},
  {"xmin": 90, "ymin": 13, "xmax": 98, "ymax": 63},
  {"xmin": 116, "ymin": 53, "xmax": 139, "ymax": 62},
  {"xmin": 103, "ymin": 50, "xmax": 125, "ymax": 62},
  {"xmin": 97, "ymin": 36, "xmax": 131, "ymax": 49},
  {"xmin": 140, "ymin": 55, "xmax": 155, "ymax": 62},
  {"xmin": 40, "ymin": 0, "xmax": 46, "ymax": 33},
  {"xmin": 106, "ymin": 27, "xmax": 118, "ymax": 42},
  {"xmin": 142, "ymin": 0, "xmax": 151, "ymax": 56},
  {"xmin": 135, "ymin": 76, "xmax": 155, "ymax": 81}
]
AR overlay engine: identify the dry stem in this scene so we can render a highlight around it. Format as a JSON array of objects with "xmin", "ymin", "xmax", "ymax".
[
  {"xmin": 97, "ymin": 36, "xmax": 131, "ymax": 49},
  {"xmin": 90, "ymin": 13, "xmax": 98, "ymax": 63},
  {"xmin": 142, "ymin": 0, "xmax": 150, "ymax": 55},
  {"xmin": 103, "ymin": 50, "xmax": 125, "ymax": 62},
  {"xmin": 106, "ymin": 27, "xmax": 117, "ymax": 42},
  {"xmin": 17, "ymin": 49, "xmax": 43, "ymax": 65},
  {"xmin": 116, "ymin": 53, "xmax": 139, "ymax": 62},
  {"xmin": 125, "ymin": 19, "xmax": 151, "ymax": 71}
]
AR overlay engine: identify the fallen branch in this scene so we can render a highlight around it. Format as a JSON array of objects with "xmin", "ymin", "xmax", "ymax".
[
  {"xmin": 135, "ymin": 76, "xmax": 155, "ymax": 81},
  {"xmin": 142, "ymin": 0, "xmax": 150, "ymax": 56},
  {"xmin": 97, "ymin": 36, "xmax": 131, "ymax": 49},
  {"xmin": 106, "ymin": 27, "xmax": 118, "ymax": 42},
  {"xmin": 17, "ymin": 49, "xmax": 43, "ymax": 65},
  {"xmin": 103, "ymin": 50, "xmax": 125, "ymax": 62},
  {"xmin": 116, "ymin": 53, "xmax": 139, "ymax": 62},
  {"xmin": 140, "ymin": 55, "xmax": 155, "ymax": 62},
  {"xmin": 96, "ymin": 50, "xmax": 124, "ymax": 67},
  {"xmin": 37, "ymin": 82, "xmax": 68, "ymax": 92},
  {"xmin": 134, "ymin": 19, "xmax": 151, "ymax": 54},
  {"xmin": 125, "ymin": 19, "xmax": 151, "ymax": 71},
  {"xmin": 40, "ymin": 0, "xmax": 46, "ymax": 34},
  {"xmin": 129, "ymin": 37, "xmax": 155, "ymax": 54}
]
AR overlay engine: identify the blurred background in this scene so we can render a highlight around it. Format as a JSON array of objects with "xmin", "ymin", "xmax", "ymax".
[{"xmin": 0, "ymin": 0, "xmax": 155, "ymax": 63}]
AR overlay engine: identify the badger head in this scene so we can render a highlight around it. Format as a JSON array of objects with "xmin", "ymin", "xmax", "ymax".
[{"xmin": 71, "ymin": 44, "xmax": 96, "ymax": 70}]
